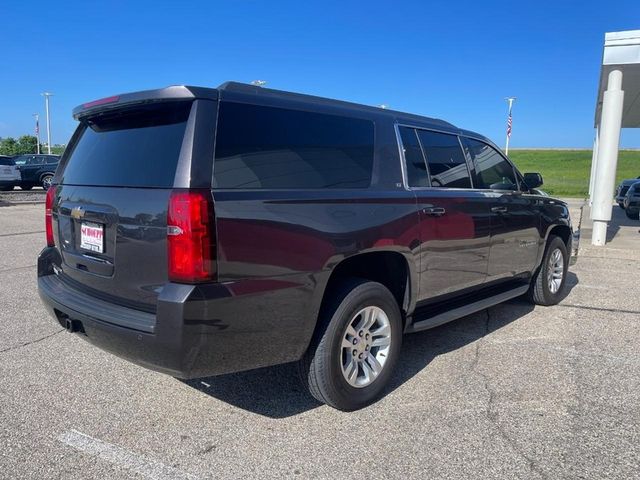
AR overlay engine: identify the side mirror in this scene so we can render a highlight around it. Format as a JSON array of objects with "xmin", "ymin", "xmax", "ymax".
[{"xmin": 523, "ymin": 172, "xmax": 543, "ymax": 189}]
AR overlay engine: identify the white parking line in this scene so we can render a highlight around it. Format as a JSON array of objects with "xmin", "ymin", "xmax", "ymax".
[{"xmin": 58, "ymin": 430, "xmax": 200, "ymax": 480}]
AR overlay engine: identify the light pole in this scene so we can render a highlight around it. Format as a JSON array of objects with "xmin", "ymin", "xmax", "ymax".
[
  {"xmin": 33, "ymin": 114, "xmax": 40, "ymax": 154},
  {"xmin": 42, "ymin": 92, "xmax": 53, "ymax": 154},
  {"xmin": 504, "ymin": 97, "xmax": 516, "ymax": 155}
]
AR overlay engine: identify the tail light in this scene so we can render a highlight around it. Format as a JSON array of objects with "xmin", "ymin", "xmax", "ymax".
[
  {"xmin": 45, "ymin": 186, "xmax": 56, "ymax": 247},
  {"xmin": 167, "ymin": 190, "xmax": 216, "ymax": 283}
]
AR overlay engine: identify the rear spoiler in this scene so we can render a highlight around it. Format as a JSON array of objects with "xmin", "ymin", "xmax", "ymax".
[{"xmin": 73, "ymin": 85, "xmax": 218, "ymax": 120}]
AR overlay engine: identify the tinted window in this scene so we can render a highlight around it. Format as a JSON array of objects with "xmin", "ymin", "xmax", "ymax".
[
  {"xmin": 45, "ymin": 156, "xmax": 59, "ymax": 164},
  {"xmin": 398, "ymin": 127, "xmax": 428, "ymax": 187},
  {"xmin": 464, "ymin": 138, "xmax": 517, "ymax": 190},
  {"xmin": 417, "ymin": 130, "xmax": 471, "ymax": 188},
  {"xmin": 13, "ymin": 156, "xmax": 29, "ymax": 165},
  {"xmin": 214, "ymin": 102, "xmax": 374, "ymax": 189},
  {"xmin": 60, "ymin": 103, "xmax": 190, "ymax": 188}
]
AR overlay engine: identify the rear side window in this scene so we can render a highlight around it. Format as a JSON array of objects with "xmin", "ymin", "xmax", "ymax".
[
  {"xmin": 463, "ymin": 138, "xmax": 518, "ymax": 191},
  {"xmin": 417, "ymin": 130, "xmax": 471, "ymax": 188},
  {"xmin": 398, "ymin": 127, "xmax": 428, "ymax": 187},
  {"xmin": 60, "ymin": 102, "xmax": 191, "ymax": 188},
  {"xmin": 214, "ymin": 102, "xmax": 374, "ymax": 189},
  {"xmin": 45, "ymin": 156, "xmax": 58, "ymax": 164}
]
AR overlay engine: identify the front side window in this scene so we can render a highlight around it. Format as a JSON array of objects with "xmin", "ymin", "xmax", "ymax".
[
  {"xmin": 214, "ymin": 102, "xmax": 374, "ymax": 189},
  {"xmin": 464, "ymin": 138, "xmax": 518, "ymax": 191},
  {"xmin": 398, "ymin": 127, "xmax": 428, "ymax": 187},
  {"xmin": 417, "ymin": 130, "xmax": 471, "ymax": 188}
]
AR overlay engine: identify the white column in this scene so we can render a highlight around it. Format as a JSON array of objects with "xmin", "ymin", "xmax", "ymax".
[
  {"xmin": 591, "ymin": 69, "xmax": 624, "ymax": 246},
  {"xmin": 588, "ymin": 126, "xmax": 599, "ymax": 209}
]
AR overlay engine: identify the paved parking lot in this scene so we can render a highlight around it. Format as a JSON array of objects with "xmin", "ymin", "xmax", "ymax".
[{"xmin": 1, "ymin": 202, "xmax": 639, "ymax": 479}]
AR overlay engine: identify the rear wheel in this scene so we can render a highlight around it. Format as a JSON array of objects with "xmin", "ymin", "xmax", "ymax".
[
  {"xmin": 299, "ymin": 279, "xmax": 402, "ymax": 411},
  {"xmin": 527, "ymin": 236, "xmax": 568, "ymax": 306},
  {"xmin": 41, "ymin": 175, "xmax": 53, "ymax": 190}
]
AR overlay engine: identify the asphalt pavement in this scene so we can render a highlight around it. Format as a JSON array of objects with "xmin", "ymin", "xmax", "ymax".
[{"xmin": 0, "ymin": 201, "xmax": 639, "ymax": 479}]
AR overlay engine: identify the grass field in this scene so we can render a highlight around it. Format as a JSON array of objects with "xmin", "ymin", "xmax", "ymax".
[{"xmin": 509, "ymin": 149, "xmax": 640, "ymax": 198}]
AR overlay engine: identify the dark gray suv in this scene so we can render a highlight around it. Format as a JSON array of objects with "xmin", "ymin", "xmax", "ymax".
[{"xmin": 38, "ymin": 83, "xmax": 575, "ymax": 410}]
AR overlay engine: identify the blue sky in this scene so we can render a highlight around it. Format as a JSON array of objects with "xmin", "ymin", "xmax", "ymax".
[{"xmin": 1, "ymin": 0, "xmax": 639, "ymax": 148}]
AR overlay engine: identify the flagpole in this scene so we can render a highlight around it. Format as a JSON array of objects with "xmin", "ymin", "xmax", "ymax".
[
  {"xmin": 504, "ymin": 97, "xmax": 516, "ymax": 155},
  {"xmin": 33, "ymin": 114, "xmax": 40, "ymax": 154}
]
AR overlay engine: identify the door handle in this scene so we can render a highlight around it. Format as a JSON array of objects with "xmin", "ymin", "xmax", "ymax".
[
  {"xmin": 491, "ymin": 206, "xmax": 508, "ymax": 213},
  {"xmin": 422, "ymin": 207, "xmax": 446, "ymax": 217}
]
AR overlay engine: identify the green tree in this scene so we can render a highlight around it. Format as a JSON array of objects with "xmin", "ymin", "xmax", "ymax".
[
  {"xmin": 0, "ymin": 137, "xmax": 19, "ymax": 156},
  {"xmin": 16, "ymin": 135, "xmax": 38, "ymax": 154},
  {"xmin": 0, "ymin": 135, "xmax": 46, "ymax": 155}
]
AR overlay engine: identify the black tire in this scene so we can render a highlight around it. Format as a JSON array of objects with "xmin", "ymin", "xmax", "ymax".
[
  {"xmin": 299, "ymin": 279, "xmax": 402, "ymax": 411},
  {"xmin": 20, "ymin": 185, "xmax": 33, "ymax": 191},
  {"xmin": 527, "ymin": 236, "xmax": 569, "ymax": 306},
  {"xmin": 625, "ymin": 208, "xmax": 638, "ymax": 220},
  {"xmin": 618, "ymin": 202, "xmax": 625, "ymax": 209}
]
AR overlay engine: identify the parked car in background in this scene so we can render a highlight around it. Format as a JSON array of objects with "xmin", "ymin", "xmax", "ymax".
[
  {"xmin": 0, "ymin": 155, "xmax": 21, "ymax": 191},
  {"xmin": 623, "ymin": 181, "xmax": 640, "ymax": 219},
  {"xmin": 12, "ymin": 154, "xmax": 60, "ymax": 190},
  {"xmin": 38, "ymin": 83, "xmax": 575, "ymax": 411},
  {"xmin": 615, "ymin": 177, "xmax": 640, "ymax": 208}
]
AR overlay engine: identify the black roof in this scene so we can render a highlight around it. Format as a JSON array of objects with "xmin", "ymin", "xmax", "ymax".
[{"xmin": 72, "ymin": 81, "xmax": 490, "ymax": 144}]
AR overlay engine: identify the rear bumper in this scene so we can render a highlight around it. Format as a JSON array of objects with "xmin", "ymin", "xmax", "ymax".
[{"xmin": 37, "ymin": 248, "xmax": 311, "ymax": 378}]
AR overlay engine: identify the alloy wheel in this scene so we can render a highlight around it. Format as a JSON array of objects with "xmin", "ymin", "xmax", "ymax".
[
  {"xmin": 547, "ymin": 248, "xmax": 564, "ymax": 294},
  {"xmin": 340, "ymin": 306, "xmax": 392, "ymax": 388}
]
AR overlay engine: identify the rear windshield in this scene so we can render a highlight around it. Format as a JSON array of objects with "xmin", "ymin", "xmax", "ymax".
[
  {"xmin": 0, "ymin": 158, "xmax": 14, "ymax": 166},
  {"xmin": 60, "ymin": 102, "xmax": 191, "ymax": 188}
]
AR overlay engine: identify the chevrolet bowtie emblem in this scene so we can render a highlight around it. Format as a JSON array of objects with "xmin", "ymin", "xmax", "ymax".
[{"xmin": 71, "ymin": 206, "xmax": 85, "ymax": 219}]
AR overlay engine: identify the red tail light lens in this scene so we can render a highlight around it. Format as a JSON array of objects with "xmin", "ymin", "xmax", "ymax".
[
  {"xmin": 167, "ymin": 190, "xmax": 216, "ymax": 283},
  {"xmin": 45, "ymin": 186, "xmax": 56, "ymax": 247}
]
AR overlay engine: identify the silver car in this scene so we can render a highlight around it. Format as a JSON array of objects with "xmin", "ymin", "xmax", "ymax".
[{"xmin": 0, "ymin": 156, "xmax": 21, "ymax": 191}]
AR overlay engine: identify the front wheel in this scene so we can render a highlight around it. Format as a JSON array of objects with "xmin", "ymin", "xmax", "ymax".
[
  {"xmin": 299, "ymin": 279, "xmax": 402, "ymax": 411},
  {"xmin": 528, "ymin": 236, "xmax": 569, "ymax": 306}
]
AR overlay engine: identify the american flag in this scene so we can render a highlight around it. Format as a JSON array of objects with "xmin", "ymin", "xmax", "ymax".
[{"xmin": 506, "ymin": 112, "xmax": 512, "ymax": 138}]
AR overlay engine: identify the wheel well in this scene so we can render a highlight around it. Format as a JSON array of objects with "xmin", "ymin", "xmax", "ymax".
[
  {"xmin": 548, "ymin": 225, "xmax": 571, "ymax": 249},
  {"xmin": 323, "ymin": 252, "xmax": 410, "ymax": 315}
]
